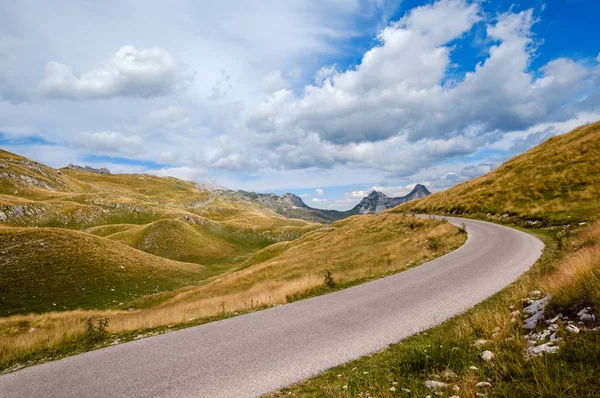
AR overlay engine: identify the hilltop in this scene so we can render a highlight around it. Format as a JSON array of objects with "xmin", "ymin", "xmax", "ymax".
[
  {"xmin": 228, "ymin": 184, "xmax": 431, "ymax": 223},
  {"xmin": 392, "ymin": 121, "xmax": 600, "ymax": 226}
]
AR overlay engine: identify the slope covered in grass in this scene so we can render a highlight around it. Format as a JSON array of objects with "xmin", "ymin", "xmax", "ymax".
[
  {"xmin": 106, "ymin": 219, "xmax": 236, "ymax": 265},
  {"xmin": 394, "ymin": 121, "xmax": 600, "ymax": 226},
  {"xmin": 0, "ymin": 227, "xmax": 206, "ymax": 316}
]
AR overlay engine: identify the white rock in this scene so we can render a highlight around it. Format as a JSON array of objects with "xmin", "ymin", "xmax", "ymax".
[
  {"xmin": 510, "ymin": 310, "xmax": 521, "ymax": 317},
  {"xmin": 529, "ymin": 290, "xmax": 542, "ymax": 297},
  {"xmin": 480, "ymin": 350, "xmax": 495, "ymax": 362},
  {"xmin": 579, "ymin": 313, "xmax": 596, "ymax": 322},
  {"xmin": 28, "ymin": 328, "xmax": 38, "ymax": 333},
  {"xmin": 452, "ymin": 384, "xmax": 460, "ymax": 391},
  {"xmin": 545, "ymin": 314, "xmax": 561, "ymax": 324},
  {"xmin": 566, "ymin": 324, "xmax": 580, "ymax": 334},
  {"xmin": 424, "ymin": 380, "xmax": 449, "ymax": 390},
  {"xmin": 469, "ymin": 366, "xmax": 479, "ymax": 371},
  {"xmin": 528, "ymin": 343, "xmax": 560, "ymax": 357},
  {"xmin": 473, "ymin": 339, "xmax": 489, "ymax": 347},
  {"xmin": 523, "ymin": 295, "xmax": 551, "ymax": 330},
  {"xmin": 449, "ymin": 396, "xmax": 461, "ymax": 398},
  {"xmin": 477, "ymin": 382, "xmax": 492, "ymax": 387}
]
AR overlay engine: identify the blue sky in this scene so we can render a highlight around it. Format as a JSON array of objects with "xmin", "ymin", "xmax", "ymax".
[{"xmin": 0, "ymin": 0, "xmax": 599, "ymax": 210}]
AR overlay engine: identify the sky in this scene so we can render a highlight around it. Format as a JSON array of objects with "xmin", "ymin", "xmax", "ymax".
[{"xmin": 0, "ymin": 0, "xmax": 599, "ymax": 210}]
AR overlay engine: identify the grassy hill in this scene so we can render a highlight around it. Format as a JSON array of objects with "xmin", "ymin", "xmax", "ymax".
[
  {"xmin": 393, "ymin": 121, "xmax": 600, "ymax": 226},
  {"xmin": 0, "ymin": 227, "xmax": 206, "ymax": 316}
]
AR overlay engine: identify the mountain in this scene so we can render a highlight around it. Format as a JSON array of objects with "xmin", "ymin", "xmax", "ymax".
[
  {"xmin": 355, "ymin": 185, "xmax": 431, "ymax": 214},
  {"xmin": 392, "ymin": 120, "xmax": 600, "ymax": 226},
  {"xmin": 227, "ymin": 184, "xmax": 431, "ymax": 223}
]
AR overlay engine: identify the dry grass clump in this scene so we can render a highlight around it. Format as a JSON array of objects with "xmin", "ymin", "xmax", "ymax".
[{"xmin": 544, "ymin": 245, "xmax": 600, "ymax": 310}]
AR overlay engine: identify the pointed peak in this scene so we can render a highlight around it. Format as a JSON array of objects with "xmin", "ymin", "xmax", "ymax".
[{"xmin": 282, "ymin": 192, "xmax": 308, "ymax": 208}]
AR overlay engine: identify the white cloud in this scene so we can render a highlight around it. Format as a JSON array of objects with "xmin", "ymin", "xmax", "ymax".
[
  {"xmin": 146, "ymin": 166, "xmax": 208, "ymax": 182},
  {"xmin": 75, "ymin": 131, "xmax": 143, "ymax": 155},
  {"xmin": 310, "ymin": 197, "xmax": 328, "ymax": 203},
  {"xmin": 39, "ymin": 46, "xmax": 186, "ymax": 99},
  {"xmin": 315, "ymin": 188, "xmax": 324, "ymax": 196}
]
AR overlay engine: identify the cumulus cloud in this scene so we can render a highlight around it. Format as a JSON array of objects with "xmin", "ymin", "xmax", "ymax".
[
  {"xmin": 314, "ymin": 188, "xmax": 324, "ymax": 196},
  {"xmin": 245, "ymin": 0, "xmax": 594, "ymax": 171},
  {"xmin": 39, "ymin": 46, "xmax": 187, "ymax": 99}
]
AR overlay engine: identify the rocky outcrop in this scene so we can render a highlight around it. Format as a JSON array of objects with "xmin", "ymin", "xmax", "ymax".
[
  {"xmin": 281, "ymin": 193, "xmax": 309, "ymax": 209},
  {"xmin": 65, "ymin": 164, "xmax": 111, "ymax": 174}
]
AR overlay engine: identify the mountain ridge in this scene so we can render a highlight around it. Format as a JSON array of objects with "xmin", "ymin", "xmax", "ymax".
[{"xmin": 228, "ymin": 184, "xmax": 431, "ymax": 223}]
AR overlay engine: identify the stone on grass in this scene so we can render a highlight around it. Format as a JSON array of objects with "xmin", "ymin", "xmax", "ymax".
[
  {"xmin": 523, "ymin": 295, "xmax": 551, "ymax": 330},
  {"xmin": 480, "ymin": 350, "xmax": 495, "ymax": 362},
  {"xmin": 566, "ymin": 324, "xmax": 580, "ymax": 334},
  {"xmin": 424, "ymin": 380, "xmax": 449, "ymax": 390},
  {"xmin": 477, "ymin": 382, "xmax": 492, "ymax": 388}
]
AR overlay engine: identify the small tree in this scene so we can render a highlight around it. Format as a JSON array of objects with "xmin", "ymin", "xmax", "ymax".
[
  {"xmin": 324, "ymin": 269, "xmax": 336, "ymax": 288},
  {"xmin": 85, "ymin": 316, "xmax": 109, "ymax": 345}
]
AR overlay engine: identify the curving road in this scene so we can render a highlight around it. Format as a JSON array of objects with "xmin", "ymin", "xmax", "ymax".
[{"xmin": 0, "ymin": 217, "xmax": 544, "ymax": 398}]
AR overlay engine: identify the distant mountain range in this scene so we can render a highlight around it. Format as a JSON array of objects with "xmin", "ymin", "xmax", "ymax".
[{"xmin": 224, "ymin": 184, "xmax": 431, "ymax": 223}]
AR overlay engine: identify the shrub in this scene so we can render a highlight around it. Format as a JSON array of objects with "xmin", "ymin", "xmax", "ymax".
[
  {"xmin": 427, "ymin": 238, "xmax": 440, "ymax": 250},
  {"xmin": 457, "ymin": 223, "xmax": 467, "ymax": 234},
  {"xmin": 85, "ymin": 316, "xmax": 109, "ymax": 345},
  {"xmin": 324, "ymin": 269, "xmax": 336, "ymax": 288}
]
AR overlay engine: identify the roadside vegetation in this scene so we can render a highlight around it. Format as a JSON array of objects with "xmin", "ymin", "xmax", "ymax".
[{"xmin": 268, "ymin": 121, "xmax": 600, "ymax": 397}]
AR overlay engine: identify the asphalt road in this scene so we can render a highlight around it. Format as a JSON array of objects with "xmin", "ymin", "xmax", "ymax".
[{"xmin": 0, "ymin": 216, "xmax": 544, "ymax": 398}]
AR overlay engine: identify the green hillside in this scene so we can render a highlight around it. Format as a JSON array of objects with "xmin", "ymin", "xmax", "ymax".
[
  {"xmin": 0, "ymin": 227, "xmax": 206, "ymax": 316},
  {"xmin": 393, "ymin": 121, "xmax": 600, "ymax": 226}
]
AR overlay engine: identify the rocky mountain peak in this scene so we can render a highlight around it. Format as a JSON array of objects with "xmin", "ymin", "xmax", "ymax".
[
  {"xmin": 282, "ymin": 193, "xmax": 308, "ymax": 208},
  {"xmin": 355, "ymin": 184, "xmax": 431, "ymax": 214}
]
